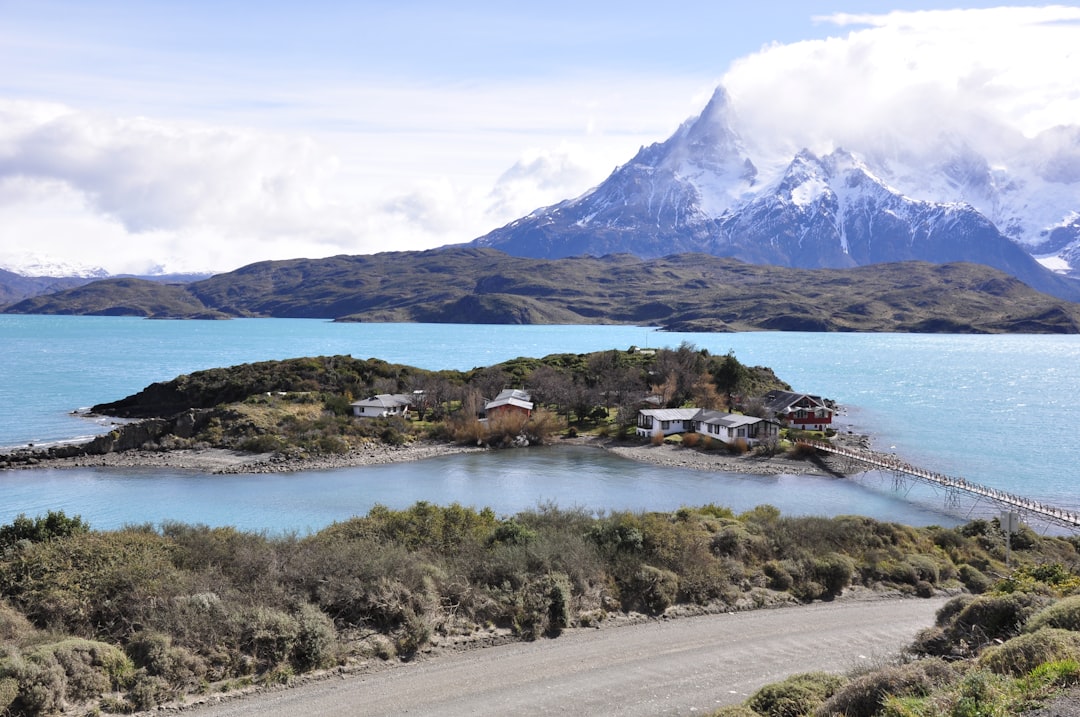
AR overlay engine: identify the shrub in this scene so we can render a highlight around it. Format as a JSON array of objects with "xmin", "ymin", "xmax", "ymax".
[
  {"xmin": 763, "ymin": 561, "xmax": 794, "ymax": 592},
  {"xmin": 1025, "ymin": 595, "xmax": 1080, "ymax": 633},
  {"xmin": 977, "ymin": 628, "xmax": 1080, "ymax": 676},
  {"xmin": 915, "ymin": 592, "xmax": 1055, "ymax": 657},
  {"xmin": 0, "ymin": 650, "xmax": 67, "ymax": 717},
  {"xmin": 125, "ymin": 631, "xmax": 208, "ymax": 690},
  {"xmin": 813, "ymin": 553, "xmax": 855, "ymax": 598},
  {"xmin": 0, "ymin": 510, "xmax": 90, "ymax": 550},
  {"xmin": 815, "ymin": 658, "xmax": 955, "ymax": 717},
  {"xmin": 242, "ymin": 607, "xmax": 300, "ymax": 671},
  {"xmin": 291, "ymin": 603, "xmax": 337, "ymax": 671},
  {"xmin": 0, "ymin": 602, "xmax": 37, "ymax": 645},
  {"xmin": 711, "ymin": 707, "xmax": 760, "ymax": 717},
  {"xmin": 626, "ymin": 565, "xmax": 679, "ymax": 614},
  {"xmin": 126, "ymin": 672, "xmax": 171, "ymax": 711},
  {"xmin": 747, "ymin": 672, "xmax": 846, "ymax": 717},
  {"xmin": 958, "ymin": 564, "xmax": 992, "ymax": 594},
  {"xmin": 29, "ymin": 639, "xmax": 132, "ymax": 702}
]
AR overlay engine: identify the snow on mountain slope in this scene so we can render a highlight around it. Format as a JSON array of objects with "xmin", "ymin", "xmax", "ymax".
[{"xmin": 471, "ymin": 84, "xmax": 1080, "ymax": 300}]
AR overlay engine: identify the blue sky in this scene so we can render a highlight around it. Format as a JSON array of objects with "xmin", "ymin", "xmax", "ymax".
[{"xmin": 1, "ymin": 2, "xmax": 1077, "ymax": 273}]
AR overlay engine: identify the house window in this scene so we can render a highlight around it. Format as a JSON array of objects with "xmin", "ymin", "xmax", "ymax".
[{"xmin": 661, "ymin": 420, "xmax": 670, "ymax": 429}]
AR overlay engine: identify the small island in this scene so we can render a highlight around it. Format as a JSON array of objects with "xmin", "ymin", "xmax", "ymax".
[{"xmin": 1, "ymin": 345, "xmax": 848, "ymax": 476}]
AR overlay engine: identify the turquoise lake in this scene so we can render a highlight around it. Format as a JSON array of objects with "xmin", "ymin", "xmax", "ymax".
[{"xmin": 1, "ymin": 315, "xmax": 1078, "ymax": 532}]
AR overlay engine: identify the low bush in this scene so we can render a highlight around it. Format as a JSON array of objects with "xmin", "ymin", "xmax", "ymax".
[
  {"xmin": 815, "ymin": 658, "xmax": 955, "ymax": 717},
  {"xmin": 977, "ymin": 628, "xmax": 1080, "ymax": 676},
  {"xmin": 625, "ymin": 565, "xmax": 679, "ymax": 614},
  {"xmin": 914, "ymin": 592, "xmax": 1053, "ymax": 658},
  {"xmin": 1025, "ymin": 594, "xmax": 1080, "ymax": 633},
  {"xmin": 958, "ymin": 564, "xmax": 992, "ymax": 594},
  {"xmin": 30, "ymin": 639, "xmax": 132, "ymax": 702},
  {"xmin": 747, "ymin": 671, "xmax": 846, "ymax": 717},
  {"xmin": 0, "ymin": 650, "xmax": 67, "ymax": 717},
  {"xmin": 813, "ymin": 553, "xmax": 855, "ymax": 598}
]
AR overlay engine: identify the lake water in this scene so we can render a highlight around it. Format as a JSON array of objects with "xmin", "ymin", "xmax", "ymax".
[{"xmin": 1, "ymin": 316, "xmax": 1078, "ymax": 532}]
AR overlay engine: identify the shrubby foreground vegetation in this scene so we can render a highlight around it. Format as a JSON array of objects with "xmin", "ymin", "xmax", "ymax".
[{"xmin": 0, "ymin": 505, "xmax": 1078, "ymax": 715}]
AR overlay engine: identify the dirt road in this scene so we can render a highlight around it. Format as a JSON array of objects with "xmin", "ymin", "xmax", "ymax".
[{"xmin": 185, "ymin": 597, "xmax": 947, "ymax": 717}]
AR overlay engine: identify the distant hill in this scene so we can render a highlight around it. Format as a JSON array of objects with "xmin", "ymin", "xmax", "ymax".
[
  {"xmin": 0, "ymin": 268, "xmax": 212, "ymax": 308},
  {"xmin": 5, "ymin": 247, "xmax": 1080, "ymax": 333},
  {"xmin": 0, "ymin": 268, "xmax": 90, "ymax": 306}
]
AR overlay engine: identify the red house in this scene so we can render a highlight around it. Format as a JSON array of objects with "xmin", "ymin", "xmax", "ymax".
[
  {"xmin": 760, "ymin": 390, "xmax": 833, "ymax": 431},
  {"xmin": 484, "ymin": 388, "xmax": 534, "ymax": 419}
]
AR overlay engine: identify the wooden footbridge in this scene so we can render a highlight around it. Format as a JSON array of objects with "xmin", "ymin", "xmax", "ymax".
[{"xmin": 797, "ymin": 438, "xmax": 1080, "ymax": 532}]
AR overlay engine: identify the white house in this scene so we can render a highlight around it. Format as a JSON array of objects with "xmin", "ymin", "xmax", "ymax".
[
  {"xmin": 636, "ymin": 407, "xmax": 779, "ymax": 446},
  {"xmin": 693, "ymin": 410, "xmax": 779, "ymax": 445},
  {"xmin": 351, "ymin": 393, "xmax": 413, "ymax": 419},
  {"xmin": 635, "ymin": 408, "xmax": 702, "ymax": 438}
]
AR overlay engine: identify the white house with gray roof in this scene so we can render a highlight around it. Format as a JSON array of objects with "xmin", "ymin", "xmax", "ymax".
[
  {"xmin": 351, "ymin": 393, "xmax": 413, "ymax": 419},
  {"xmin": 635, "ymin": 408, "xmax": 704, "ymax": 438},
  {"xmin": 636, "ymin": 407, "xmax": 778, "ymax": 445}
]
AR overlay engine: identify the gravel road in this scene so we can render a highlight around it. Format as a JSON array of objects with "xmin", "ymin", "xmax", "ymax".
[{"xmin": 181, "ymin": 597, "xmax": 947, "ymax": 717}]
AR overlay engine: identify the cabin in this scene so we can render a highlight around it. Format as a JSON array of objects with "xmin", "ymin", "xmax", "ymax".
[
  {"xmin": 760, "ymin": 390, "xmax": 833, "ymax": 431},
  {"xmin": 484, "ymin": 388, "xmax": 534, "ymax": 419},
  {"xmin": 693, "ymin": 410, "xmax": 779, "ymax": 445},
  {"xmin": 635, "ymin": 408, "xmax": 701, "ymax": 438},
  {"xmin": 636, "ymin": 407, "xmax": 779, "ymax": 446},
  {"xmin": 351, "ymin": 393, "xmax": 413, "ymax": 419}
]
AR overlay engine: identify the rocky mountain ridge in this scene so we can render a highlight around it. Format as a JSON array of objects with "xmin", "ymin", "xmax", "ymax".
[{"xmin": 472, "ymin": 86, "xmax": 1080, "ymax": 302}]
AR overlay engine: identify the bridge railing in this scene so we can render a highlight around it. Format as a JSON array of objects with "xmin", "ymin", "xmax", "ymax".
[{"xmin": 797, "ymin": 438, "xmax": 1080, "ymax": 530}]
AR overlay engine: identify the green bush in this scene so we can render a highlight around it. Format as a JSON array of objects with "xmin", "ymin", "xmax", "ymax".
[
  {"xmin": 29, "ymin": 639, "xmax": 132, "ymax": 702},
  {"xmin": 126, "ymin": 630, "xmax": 208, "ymax": 689},
  {"xmin": 813, "ymin": 553, "xmax": 855, "ymax": 597},
  {"xmin": 977, "ymin": 628, "xmax": 1080, "ymax": 676},
  {"xmin": 0, "ymin": 511, "xmax": 89, "ymax": 551},
  {"xmin": 763, "ymin": 561, "xmax": 794, "ymax": 591},
  {"xmin": 0, "ymin": 650, "xmax": 67, "ymax": 717},
  {"xmin": 815, "ymin": 658, "xmax": 955, "ymax": 717},
  {"xmin": 291, "ymin": 603, "xmax": 337, "ymax": 670},
  {"xmin": 958, "ymin": 564, "xmax": 992, "ymax": 594},
  {"xmin": 747, "ymin": 672, "xmax": 846, "ymax": 717},
  {"xmin": 1025, "ymin": 595, "xmax": 1080, "ymax": 633},
  {"xmin": 0, "ymin": 602, "xmax": 37, "ymax": 645},
  {"xmin": 242, "ymin": 607, "xmax": 300, "ymax": 671},
  {"xmin": 626, "ymin": 565, "xmax": 679, "ymax": 614}
]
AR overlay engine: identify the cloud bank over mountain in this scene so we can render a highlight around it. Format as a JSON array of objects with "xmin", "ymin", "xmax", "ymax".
[{"xmin": 1, "ymin": 6, "xmax": 1077, "ymax": 275}]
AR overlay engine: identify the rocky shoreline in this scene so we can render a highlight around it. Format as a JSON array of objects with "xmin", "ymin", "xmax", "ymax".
[
  {"xmin": 3, "ymin": 431, "xmax": 873, "ymax": 477},
  {"xmin": 3, "ymin": 440, "xmax": 486, "ymax": 474}
]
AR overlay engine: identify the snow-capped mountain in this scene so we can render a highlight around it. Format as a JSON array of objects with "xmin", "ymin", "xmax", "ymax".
[
  {"xmin": 0, "ymin": 256, "xmax": 111, "ymax": 279},
  {"xmin": 472, "ymin": 86, "xmax": 1080, "ymax": 302}
]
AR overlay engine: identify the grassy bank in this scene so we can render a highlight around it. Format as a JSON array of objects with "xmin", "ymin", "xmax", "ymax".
[{"xmin": 0, "ymin": 505, "xmax": 1077, "ymax": 715}]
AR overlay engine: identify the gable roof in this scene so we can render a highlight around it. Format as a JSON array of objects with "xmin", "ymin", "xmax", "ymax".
[
  {"xmin": 639, "ymin": 408, "xmax": 702, "ymax": 422},
  {"xmin": 698, "ymin": 411, "xmax": 771, "ymax": 429},
  {"xmin": 350, "ymin": 393, "xmax": 413, "ymax": 409},
  {"xmin": 485, "ymin": 388, "xmax": 534, "ymax": 412},
  {"xmin": 760, "ymin": 390, "xmax": 829, "ymax": 415}
]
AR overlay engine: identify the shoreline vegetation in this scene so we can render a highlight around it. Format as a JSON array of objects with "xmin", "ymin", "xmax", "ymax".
[{"xmin": 2, "ymin": 349, "xmax": 1078, "ymax": 715}]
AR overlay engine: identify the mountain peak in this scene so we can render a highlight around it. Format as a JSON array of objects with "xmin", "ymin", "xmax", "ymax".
[{"xmin": 469, "ymin": 86, "xmax": 1080, "ymax": 299}]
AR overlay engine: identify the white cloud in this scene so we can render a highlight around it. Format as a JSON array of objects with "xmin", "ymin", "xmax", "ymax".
[
  {"xmin": 2, "ymin": 7, "xmax": 1077, "ymax": 275},
  {"xmin": 486, "ymin": 146, "xmax": 595, "ymax": 218},
  {"xmin": 723, "ymin": 6, "xmax": 1080, "ymax": 170}
]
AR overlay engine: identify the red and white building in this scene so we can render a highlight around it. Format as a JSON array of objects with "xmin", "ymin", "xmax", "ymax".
[{"xmin": 760, "ymin": 390, "xmax": 833, "ymax": 432}]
